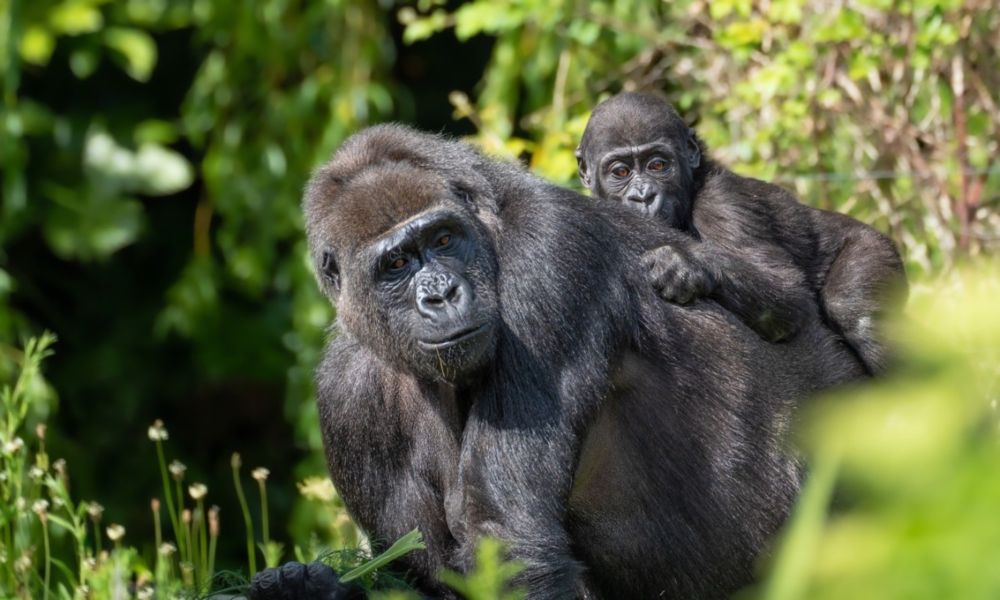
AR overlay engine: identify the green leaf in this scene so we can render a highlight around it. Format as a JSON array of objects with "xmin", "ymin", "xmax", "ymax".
[
  {"xmin": 717, "ymin": 18, "xmax": 768, "ymax": 48},
  {"xmin": 84, "ymin": 132, "xmax": 193, "ymax": 195},
  {"xmin": 340, "ymin": 529, "xmax": 425, "ymax": 583},
  {"xmin": 438, "ymin": 538, "xmax": 525, "ymax": 600},
  {"xmin": 49, "ymin": 1, "xmax": 104, "ymax": 35},
  {"xmin": 402, "ymin": 10, "xmax": 449, "ymax": 44},
  {"xmin": 104, "ymin": 27, "xmax": 158, "ymax": 82},
  {"xmin": 454, "ymin": 3, "xmax": 523, "ymax": 39},
  {"xmin": 19, "ymin": 26, "xmax": 56, "ymax": 66},
  {"xmin": 814, "ymin": 10, "xmax": 867, "ymax": 43},
  {"xmin": 132, "ymin": 143, "xmax": 194, "ymax": 195},
  {"xmin": 45, "ymin": 513, "xmax": 78, "ymax": 534},
  {"xmin": 761, "ymin": 452, "xmax": 840, "ymax": 600},
  {"xmin": 767, "ymin": 0, "xmax": 805, "ymax": 24},
  {"xmin": 69, "ymin": 47, "xmax": 100, "ymax": 79},
  {"xmin": 567, "ymin": 20, "xmax": 600, "ymax": 45},
  {"xmin": 43, "ymin": 187, "xmax": 145, "ymax": 260},
  {"xmin": 0, "ymin": 269, "xmax": 12, "ymax": 299},
  {"xmin": 133, "ymin": 119, "xmax": 178, "ymax": 145}
]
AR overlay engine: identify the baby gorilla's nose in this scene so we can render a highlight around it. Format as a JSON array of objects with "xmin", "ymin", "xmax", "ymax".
[{"xmin": 624, "ymin": 182, "xmax": 656, "ymax": 205}]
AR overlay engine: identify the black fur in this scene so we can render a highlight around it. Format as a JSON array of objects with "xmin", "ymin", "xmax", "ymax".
[
  {"xmin": 248, "ymin": 561, "xmax": 362, "ymax": 600},
  {"xmin": 577, "ymin": 92, "xmax": 908, "ymax": 373},
  {"xmin": 287, "ymin": 124, "xmax": 864, "ymax": 599}
]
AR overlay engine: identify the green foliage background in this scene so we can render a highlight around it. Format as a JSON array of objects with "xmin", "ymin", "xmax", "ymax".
[{"xmin": 0, "ymin": 0, "xmax": 997, "ymax": 595}]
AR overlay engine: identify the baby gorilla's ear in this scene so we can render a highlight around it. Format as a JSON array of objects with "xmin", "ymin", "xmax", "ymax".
[
  {"xmin": 575, "ymin": 147, "xmax": 593, "ymax": 190},
  {"xmin": 686, "ymin": 128, "xmax": 701, "ymax": 170}
]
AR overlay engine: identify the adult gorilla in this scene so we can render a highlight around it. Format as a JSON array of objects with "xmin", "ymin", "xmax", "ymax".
[{"xmin": 252, "ymin": 125, "xmax": 863, "ymax": 599}]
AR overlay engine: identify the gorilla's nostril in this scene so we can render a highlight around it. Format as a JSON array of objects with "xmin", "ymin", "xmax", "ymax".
[{"xmin": 626, "ymin": 188, "xmax": 655, "ymax": 204}]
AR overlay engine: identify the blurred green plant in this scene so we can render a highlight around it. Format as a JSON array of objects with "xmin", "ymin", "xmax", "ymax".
[
  {"xmin": 749, "ymin": 260, "xmax": 1000, "ymax": 599},
  {"xmin": 1, "ymin": 0, "xmax": 193, "ymax": 262},
  {"xmin": 438, "ymin": 538, "xmax": 526, "ymax": 600}
]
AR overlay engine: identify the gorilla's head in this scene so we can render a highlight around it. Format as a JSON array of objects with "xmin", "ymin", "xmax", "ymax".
[
  {"xmin": 304, "ymin": 126, "xmax": 500, "ymax": 382},
  {"xmin": 576, "ymin": 92, "xmax": 704, "ymax": 229}
]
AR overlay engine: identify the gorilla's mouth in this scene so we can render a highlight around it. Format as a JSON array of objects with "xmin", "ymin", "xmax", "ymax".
[{"xmin": 417, "ymin": 323, "xmax": 490, "ymax": 351}]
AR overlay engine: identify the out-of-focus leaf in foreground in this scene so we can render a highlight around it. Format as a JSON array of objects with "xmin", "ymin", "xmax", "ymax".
[{"xmin": 754, "ymin": 260, "xmax": 1000, "ymax": 600}]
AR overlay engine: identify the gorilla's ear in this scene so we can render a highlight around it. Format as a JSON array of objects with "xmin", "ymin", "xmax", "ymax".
[
  {"xmin": 319, "ymin": 248, "xmax": 341, "ymax": 296},
  {"xmin": 575, "ymin": 147, "xmax": 593, "ymax": 189},
  {"xmin": 449, "ymin": 181, "xmax": 474, "ymax": 205},
  {"xmin": 449, "ymin": 180, "xmax": 500, "ymax": 216},
  {"xmin": 686, "ymin": 128, "xmax": 701, "ymax": 170}
]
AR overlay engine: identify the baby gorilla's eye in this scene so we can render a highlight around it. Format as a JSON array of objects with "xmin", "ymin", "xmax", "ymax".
[
  {"xmin": 612, "ymin": 166, "xmax": 631, "ymax": 178},
  {"xmin": 647, "ymin": 158, "xmax": 667, "ymax": 172},
  {"xmin": 436, "ymin": 234, "xmax": 452, "ymax": 248}
]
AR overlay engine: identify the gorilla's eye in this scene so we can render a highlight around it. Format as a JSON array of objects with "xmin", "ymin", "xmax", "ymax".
[
  {"xmin": 389, "ymin": 256, "xmax": 409, "ymax": 271},
  {"xmin": 435, "ymin": 234, "xmax": 452, "ymax": 248},
  {"xmin": 647, "ymin": 158, "xmax": 668, "ymax": 172},
  {"xmin": 611, "ymin": 165, "xmax": 631, "ymax": 179}
]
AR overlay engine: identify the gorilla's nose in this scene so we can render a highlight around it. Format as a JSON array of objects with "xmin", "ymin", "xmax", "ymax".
[
  {"xmin": 416, "ymin": 269, "xmax": 471, "ymax": 321},
  {"xmin": 624, "ymin": 183, "xmax": 656, "ymax": 205}
]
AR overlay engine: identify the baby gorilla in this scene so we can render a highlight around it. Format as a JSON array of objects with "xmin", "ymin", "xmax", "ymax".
[{"xmin": 576, "ymin": 92, "xmax": 907, "ymax": 373}]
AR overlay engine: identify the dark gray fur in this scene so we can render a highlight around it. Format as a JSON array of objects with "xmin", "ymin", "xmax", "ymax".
[
  {"xmin": 280, "ymin": 124, "xmax": 865, "ymax": 599},
  {"xmin": 576, "ymin": 92, "xmax": 907, "ymax": 374}
]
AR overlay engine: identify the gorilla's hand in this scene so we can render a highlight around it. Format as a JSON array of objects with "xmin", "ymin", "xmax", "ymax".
[
  {"xmin": 248, "ymin": 561, "xmax": 363, "ymax": 600},
  {"xmin": 642, "ymin": 242, "xmax": 716, "ymax": 305}
]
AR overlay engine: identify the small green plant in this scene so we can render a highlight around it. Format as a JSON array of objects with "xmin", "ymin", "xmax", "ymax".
[{"xmin": 439, "ymin": 538, "xmax": 526, "ymax": 600}]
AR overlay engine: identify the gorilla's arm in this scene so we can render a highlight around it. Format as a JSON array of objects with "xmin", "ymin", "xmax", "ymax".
[
  {"xmin": 695, "ymin": 171, "xmax": 906, "ymax": 370},
  {"xmin": 453, "ymin": 191, "xmax": 638, "ymax": 598},
  {"xmin": 316, "ymin": 335, "xmax": 462, "ymax": 597},
  {"xmin": 643, "ymin": 216, "xmax": 814, "ymax": 343}
]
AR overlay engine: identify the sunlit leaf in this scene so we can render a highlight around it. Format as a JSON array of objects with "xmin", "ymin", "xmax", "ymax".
[
  {"xmin": 49, "ymin": 1, "xmax": 104, "ymax": 35},
  {"xmin": 133, "ymin": 143, "xmax": 194, "ymax": 195},
  {"xmin": 104, "ymin": 27, "xmax": 158, "ymax": 82},
  {"xmin": 19, "ymin": 26, "xmax": 56, "ymax": 66}
]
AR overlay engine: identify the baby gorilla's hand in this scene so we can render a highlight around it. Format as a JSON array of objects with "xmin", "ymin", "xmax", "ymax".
[
  {"xmin": 642, "ymin": 243, "xmax": 716, "ymax": 305},
  {"xmin": 248, "ymin": 561, "xmax": 363, "ymax": 600}
]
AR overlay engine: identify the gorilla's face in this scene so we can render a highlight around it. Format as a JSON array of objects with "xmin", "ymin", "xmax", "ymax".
[
  {"xmin": 575, "ymin": 92, "xmax": 701, "ymax": 229},
  {"xmin": 308, "ymin": 164, "xmax": 499, "ymax": 382},
  {"xmin": 591, "ymin": 140, "xmax": 690, "ymax": 222}
]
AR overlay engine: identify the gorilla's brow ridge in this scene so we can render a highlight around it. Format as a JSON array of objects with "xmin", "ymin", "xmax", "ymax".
[
  {"xmin": 599, "ymin": 141, "xmax": 675, "ymax": 171},
  {"xmin": 367, "ymin": 208, "xmax": 459, "ymax": 255}
]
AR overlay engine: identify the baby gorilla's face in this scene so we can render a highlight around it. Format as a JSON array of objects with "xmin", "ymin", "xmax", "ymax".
[
  {"xmin": 576, "ymin": 92, "xmax": 701, "ymax": 229},
  {"xmin": 593, "ymin": 140, "xmax": 691, "ymax": 224}
]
